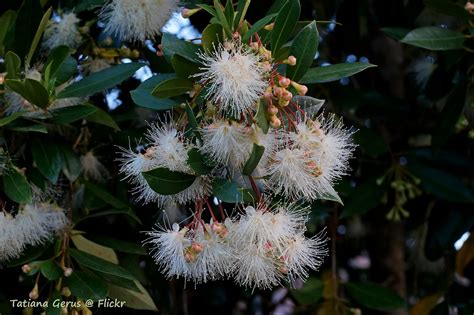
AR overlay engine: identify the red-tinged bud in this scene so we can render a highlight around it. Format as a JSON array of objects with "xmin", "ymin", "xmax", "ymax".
[
  {"xmin": 270, "ymin": 116, "xmax": 281, "ymax": 128},
  {"xmin": 278, "ymin": 77, "xmax": 291, "ymax": 88},
  {"xmin": 233, "ymin": 32, "xmax": 241, "ymax": 40},
  {"xmin": 22, "ymin": 264, "xmax": 31, "ymax": 273},
  {"xmin": 250, "ymin": 42, "xmax": 259, "ymax": 50},
  {"xmin": 273, "ymin": 86, "xmax": 283, "ymax": 98},
  {"xmin": 290, "ymin": 81, "xmax": 308, "ymax": 96},
  {"xmin": 191, "ymin": 242, "xmax": 204, "ymax": 253},
  {"xmin": 284, "ymin": 56, "xmax": 297, "ymax": 66},
  {"xmin": 282, "ymin": 90, "xmax": 293, "ymax": 101},
  {"xmin": 181, "ymin": 7, "xmax": 201, "ymax": 18},
  {"xmin": 278, "ymin": 266, "xmax": 289, "ymax": 274},
  {"xmin": 267, "ymin": 105, "xmax": 279, "ymax": 115}
]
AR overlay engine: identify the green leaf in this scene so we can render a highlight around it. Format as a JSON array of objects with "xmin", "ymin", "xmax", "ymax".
[
  {"xmin": 108, "ymin": 282, "xmax": 158, "ymax": 311},
  {"xmin": 424, "ymin": 0, "xmax": 468, "ymax": 21},
  {"xmin": 25, "ymin": 7, "xmax": 52, "ymax": 67},
  {"xmin": 8, "ymin": 124, "xmax": 47, "ymax": 134},
  {"xmin": 40, "ymin": 261, "xmax": 63, "ymax": 280},
  {"xmin": 69, "ymin": 249, "xmax": 136, "ymax": 280},
  {"xmin": 242, "ymin": 144, "xmax": 265, "ymax": 176},
  {"xmin": 354, "ymin": 127, "xmax": 389, "ymax": 157},
  {"xmin": 187, "ymin": 148, "xmax": 213, "ymax": 175},
  {"xmin": 75, "ymin": 208, "xmax": 142, "ymax": 226},
  {"xmin": 152, "ymin": 78, "xmax": 194, "ymax": 98},
  {"xmin": 31, "ymin": 139, "xmax": 63, "ymax": 183},
  {"xmin": 171, "ymin": 54, "xmax": 201, "ymax": 78},
  {"xmin": 185, "ymin": 103, "xmax": 199, "ymax": 137},
  {"xmin": 70, "ymin": 233, "xmax": 119, "ymax": 264},
  {"xmin": 65, "ymin": 271, "xmax": 108, "ymax": 301},
  {"xmin": 52, "ymin": 105, "xmax": 97, "ymax": 124},
  {"xmin": 57, "ymin": 63, "xmax": 144, "ymax": 98},
  {"xmin": 44, "ymin": 46, "xmax": 71, "ymax": 81},
  {"xmin": 54, "ymin": 56, "xmax": 78, "ymax": 85},
  {"xmin": 319, "ymin": 187, "xmax": 343, "ymax": 205},
  {"xmin": 202, "ymin": 24, "xmax": 224, "ymax": 53},
  {"xmin": 136, "ymin": 73, "xmax": 176, "ymax": 91},
  {"xmin": 380, "ymin": 27, "xmax": 411, "ymax": 41},
  {"xmin": 286, "ymin": 21, "xmax": 318, "ymax": 81},
  {"xmin": 255, "ymin": 100, "xmax": 269, "ymax": 134},
  {"xmin": 212, "ymin": 178, "xmax": 255, "ymax": 203},
  {"xmin": 130, "ymin": 90, "xmax": 179, "ymax": 110},
  {"xmin": 400, "ymin": 27, "xmax": 464, "ymax": 51},
  {"xmin": 3, "ymin": 168, "xmax": 32, "ymax": 204},
  {"xmin": 300, "ymin": 62, "xmax": 377, "ymax": 84},
  {"xmin": 60, "ymin": 145, "xmax": 82, "ymax": 182},
  {"xmin": 90, "ymin": 235, "xmax": 147, "ymax": 255},
  {"xmin": 291, "ymin": 277, "xmax": 324, "ymax": 305},
  {"xmin": 82, "ymin": 181, "xmax": 129, "ymax": 209},
  {"xmin": 213, "ymin": 0, "xmax": 232, "ymax": 36},
  {"xmin": 271, "ymin": 0, "xmax": 300, "ymax": 56},
  {"xmin": 0, "ymin": 11, "xmax": 17, "ymax": 50},
  {"xmin": 161, "ymin": 33, "xmax": 201, "ymax": 63},
  {"xmin": 74, "ymin": 0, "xmax": 106, "ymax": 12},
  {"xmin": 45, "ymin": 290, "xmax": 61, "ymax": 315},
  {"xmin": 345, "ymin": 282, "xmax": 406, "ymax": 311},
  {"xmin": 242, "ymin": 14, "xmax": 276, "ymax": 43},
  {"xmin": 86, "ymin": 107, "xmax": 120, "ymax": 130},
  {"xmin": 234, "ymin": 0, "xmax": 251, "ymax": 29},
  {"xmin": 142, "ymin": 168, "xmax": 196, "ymax": 195},
  {"xmin": 6, "ymin": 79, "xmax": 50, "ymax": 108},
  {"xmin": 0, "ymin": 111, "xmax": 24, "ymax": 127},
  {"xmin": 340, "ymin": 179, "xmax": 385, "ymax": 218},
  {"xmin": 5, "ymin": 51, "xmax": 21, "ymax": 79},
  {"xmin": 197, "ymin": 4, "xmax": 217, "ymax": 16}
]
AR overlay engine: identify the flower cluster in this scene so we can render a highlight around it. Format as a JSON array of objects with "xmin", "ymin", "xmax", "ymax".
[
  {"xmin": 0, "ymin": 203, "xmax": 68, "ymax": 262},
  {"xmin": 42, "ymin": 12, "xmax": 82, "ymax": 51},
  {"xmin": 146, "ymin": 202, "xmax": 327, "ymax": 289}
]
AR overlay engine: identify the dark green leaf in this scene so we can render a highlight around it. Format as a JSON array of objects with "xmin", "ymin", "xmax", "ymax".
[
  {"xmin": 83, "ymin": 181, "xmax": 129, "ymax": 209},
  {"xmin": 135, "ymin": 73, "xmax": 176, "ymax": 91},
  {"xmin": 6, "ymin": 79, "xmax": 50, "ymax": 109},
  {"xmin": 242, "ymin": 14, "xmax": 276, "ymax": 43},
  {"xmin": 354, "ymin": 128, "xmax": 389, "ymax": 157},
  {"xmin": 54, "ymin": 56, "xmax": 78, "ymax": 85},
  {"xmin": 31, "ymin": 139, "xmax": 63, "ymax": 183},
  {"xmin": 271, "ymin": 0, "xmax": 300, "ymax": 55},
  {"xmin": 152, "ymin": 78, "xmax": 194, "ymax": 98},
  {"xmin": 171, "ymin": 54, "xmax": 201, "ymax": 78},
  {"xmin": 242, "ymin": 144, "xmax": 265, "ymax": 175},
  {"xmin": 69, "ymin": 249, "xmax": 136, "ymax": 280},
  {"xmin": 286, "ymin": 21, "xmax": 318, "ymax": 81},
  {"xmin": 161, "ymin": 33, "xmax": 201, "ymax": 63},
  {"xmin": 14, "ymin": 0, "xmax": 43, "ymax": 60},
  {"xmin": 60, "ymin": 145, "xmax": 82, "ymax": 182},
  {"xmin": 5, "ymin": 51, "xmax": 21, "ymax": 79},
  {"xmin": 400, "ymin": 27, "xmax": 464, "ymax": 51},
  {"xmin": 213, "ymin": 0, "xmax": 232, "ymax": 36},
  {"xmin": 212, "ymin": 178, "xmax": 255, "ymax": 203},
  {"xmin": 201, "ymin": 24, "xmax": 224, "ymax": 53},
  {"xmin": 86, "ymin": 107, "xmax": 120, "ymax": 130},
  {"xmin": 40, "ymin": 261, "xmax": 63, "ymax": 280},
  {"xmin": 45, "ymin": 46, "xmax": 71, "ymax": 81},
  {"xmin": 234, "ymin": 0, "xmax": 251, "ymax": 29},
  {"xmin": 52, "ymin": 105, "xmax": 97, "ymax": 124},
  {"xmin": 90, "ymin": 235, "xmax": 147, "ymax": 255},
  {"xmin": 187, "ymin": 148, "xmax": 213, "ymax": 175},
  {"xmin": 3, "ymin": 168, "xmax": 32, "ymax": 204},
  {"xmin": 65, "ymin": 271, "xmax": 108, "ymax": 300},
  {"xmin": 300, "ymin": 62, "xmax": 377, "ymax": 84},
  {"xmin": 345, "ymin": 282, "xmax": 406, "ymax": 311},
  {"xmin": 341, "ymin": 179, "xmax": 385, "ymax": 218},
  {"xmin": 45, "ymin": 290, "xmax": 61, "ymax": 315},
  {"xmin": 381, "ymin": 27, "xmax": 411, "ymax": 41},
  {"xmin": 142, "ymin": 168, "xmax": 196, "ymax": 195},
  {"xmin": 424, "ymin": 0, "xmax": 468, "ymax": 21},
  {"xmin": 57, "ymin": 63, "xmax": 144, "ymax": 98},
  {"xmin": 130, "ymin": 90, "xmax": 179, "ymax": 110},
  {"xmin": 25, "ymin": 7, "xmax": 52, "ymax": 67},
  {"xmin": 291, "ymin": 277, "xmax": 324, "ymax": 305},
  {"xmin": 74, "ymin": 0, "xmax": 106, "ymax": 12},
  {"xmin": 255, "ymin": 100, "xmax": 269, "ymax": 133},
  {"xmin": 75, "ymin": 208, "xmax": 142, "ymax": 226},
  {"xmin": 0, "ymin": 11, "xmax": 17, "ymax": 50},
  {"xmin": 8, "ymin": 124, "xmax": 48, "ymax": 134},
  {"xmin": 0, "ymin": 111, "xmax": 24, "ymax": 127}
]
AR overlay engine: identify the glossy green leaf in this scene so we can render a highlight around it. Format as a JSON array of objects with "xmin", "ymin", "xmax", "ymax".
[
  {"xmin": 341, "ymin": 179, "xmax": 385, "ymax": 218},
  {"xmin": 8, "ymin": 124, "xmax": 48, "ymax": 134},
  {"xmin": 271, "ymin": 0, "xmax": 300, "ymax": 55},
  {"xmin": 61, "ymin": 145, "xmax": 82, "ymax": 182},
  {"xmin": 82, "ymin": 181, "xmax": 129, "ymax": 209},
  {"xmin": 95, "ymin": 271, "xmax": 140, "ymax": 292},
  {"xmin": 286, "ymin": 21, "xmax": 319, "ymax": 81},
  {"xmin": 25, "ymin": 7, "xmax": 51, "ymax": 67},
  {"xmin": 40, "ymin": 261, "xmax": 63, "ymax": 280},
  {"xmin": 75, "ymin": 208, "xmax": 142, "ymax": 226},
  {"xmin": 0, "ymin": 111, "xmax": 24, "ymax": 127},
  {"xmin": 345, "ymin": 282, "xmax": 406, "ymax": 311},
  {"xmin": 86, "ymin": 107, "xmax": 120, "ymax": 130},
  {"xmin": 201, "ymin": 24, "xmax": 224, "ymax": 53},
  {"xmin": 69, "ymin": 249, "xmax": 136, "ymax": 280},
  {"xmin": 3, "ymin": 168, "xmax": 32, "ymax": 204},
  {"xmin": 130, "ymin": 90, "xmax": 178, "ymax": 110},
  {"xmin": 142, "ymin": 168, "xmax": 196, "ymax": 195},
  {"xmin": 171, "ymin": 54, "xmax": 201, "ymax": 78},
  {"xmin": 54, "ymin": 56, "xmax": 78, "ymax": 85},
  {"xmin": 242, "ymin": 144, "xmax": 265, "ymax": 176},
  {"xmin": 400, "ymin": 27, "xmax": 464, "ymax": 51},
  {"xmin": 212, "ymin": 178, "xmax": 255, "ymax": 203},
  {"xmin": 161, "ymin": 33, "xmax": 201, "ymax": 63},
  {"xmin": 6, "ymin": 79, "xmax": 50, "ymax": 108},
  {"xmin": 0, "ymin": 11, "xmax": 17, "ymax": 50},
  {"xmin": 5, "ymin": 51, "xmax": 21, "ymax": 79},
  {"xmin": 31, "ymin": 139, "xmax": 63, "ymax": 183},
  {"xmin": 152, "ymin": 78, "xmax": 194, "ymax": 98},
  {"xmin": 52, "ymin": 105, "xmax": 97, "ymax": 124},
  {"xmin": 242, "ymin": 14, "xmax": 277, "ymax": 43},
  {"xmin": 300, "ymin": 62, "xmax": 377, "ymax": 84},
  {"xmin": 57, "ymin": 63, "xmax": 144, "ymax": 98},
  {"xmin": 255, "ymin": 100, "xmax": 269, "ymax": 134},
  {"xmin": 45, "ymin": 46, "xmax": 71, "ymax": 81},
  {"xmin": 91, "ymin": 236, "xmax": 147, "ymax": 255},
  {"xmin": 108, "ymin": 282, "xmax": 158, "ymax": 311},
  {"xmin": 234, "ymin": 0, "xmax": 251, "ymax": 29},
  {"xmin": 65, "ymin": 271, "xmax": 108, "ymax": 301},
  {"xmin": 136, "ymin": 73, "xmax": 176, "ymax": 91},
  {"xmin": 213, "ymin": 0, "xmax": 232, "ymax": 36},
  {"xmin": 291, "ymin": 277, "xmax": 324, "ymax": 305},
  {"xmin": 187, "ymin": 148, "xmax": 213, "ymax": 175}
]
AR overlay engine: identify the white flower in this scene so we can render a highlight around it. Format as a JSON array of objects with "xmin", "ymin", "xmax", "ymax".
[
  {"xmin": 100, "ymin": 0, "xmax": 179, "ymax": 42},
  {"xmin": 411, "ymin": 56, "xmax": 436, "ymax": 89},
  {"xmin": 81, "ymin": 151, "xmax": 110, "ymax": 182},
  {"xmin": 42, "ymin": 13, "xmax": 82, "ymax": 50},
  {"xmin": 200, "ymin": 119, "xmax": 254, "ymax": 169},
  {"xmin": 0, "ymin": 212, "xmax": 24, "ymax": 262},
  {"xmin": 194, "ymin": 42, "xmax": 269, "ymax": 117},
  {"xmin": 145, "ymin": 223, "xmax": 191, "ymax": 279}
]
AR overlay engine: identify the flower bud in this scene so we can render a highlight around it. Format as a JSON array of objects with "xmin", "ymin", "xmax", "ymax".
[
  {"xmin": 267, "ymin": 105, "xmax": 279, "ymax": 115},
  {"xmin": 181, "ymin": 7, "xmax": 201, "ymax": 18},
  {"xmin": 291, "ymin": 81, "xmax": 308, "ymax": 95},
  {"xmin": 249, "ymin": 42, "xmax": 259, "ymax": 50},
  {"xmin": 102, "ymin": 37, "xmax": 113, "ymax": 46},
  {"xmin": 264, "ymin": 22, "xmax": 274, "ymax": 31},
  {"xmin": 273, "ymin": 86, "xmax": 283, "ymax": 98},
  {"xmin": 191, "ymin": 242, "xmax": 204, "ymax": 253},
  {"xmin": 278, "ymin": 77, "xmax": 291, "ymax": 88},
  {"xmin": 282, "ymin": 90, "xmax": 293, "ymax": 101},
  {"xmin": 269, "ymin": 116, "xmax": 281, "ymax": 128},
  {"xmin": 63, "ymin": 267, "xmax": 73, "ymax": 277},
  {"xmin": 284, "ymin": 55, "xmax": 297, "ymax": 66},
  {"xmin": 61, "ymin": 287, "xmax": 72, "ymax": 297},
  {"xmin": 278, "ymin": 98, "xmax": 289, "ymax": 107},
  {"xmin": 22, "ymin": 264, "xmax": 31, "ymax": 273},
  {"xmin": 29, "ymin": 283, "xmax": 39, "ymax": 300}
]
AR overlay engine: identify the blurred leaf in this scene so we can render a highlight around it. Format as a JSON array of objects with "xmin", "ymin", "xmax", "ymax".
[
  {"xmin": 3, "ymin": 168, "xmax": 32, "ymax": 204},
  {"xmin": 5, "ymin": 242, "xmax": 52, "ymax": 267},
  {"xmin": 96, "ymin": 272, "xmax": 140, "ymax": 292},
  {"xmin": 286, "ymin": 21, "xmax": 319, "ymax": 81},
  {"xmin": 74, "ymin": 0, "xmax": 106, "ymax": 12},
  {"xmin": 242, "ymin": 14, "xmax": 276, "ymax": 43},
  {"xmin": 152, "ymin": 78, "xmax": 194, "ymax": 98},
  {"xmin": 381, "ymin": 27, "xmax": 411, "ymax": 41},
  {"xmin": 0, "ymin": 111, "xmax": 24, "ymax": 127},
  {"xmin": 213, "ymin": 0, "xmax": 232, "ymax": 36},
  {"xmin": 57, "ymin": 63, "xmax": 144, "ymax": 98},
  {"xmin": 71, "ymin": 233, "xmax": 119, "ymax": 264},
  {"xmin": 6, "ymin": 79, "xmax": 50, "ymax": 108},
  {"xmin": 76, "ymin": 208, "xmax": 142, "ymax": 226},
  {"xmin": 25, "ymin": 7, "xmax": 51, "ymax": 67},
  {"xmin": 319, "ymin": 187, "xmax": 343, "ymax": 204},
  {"xmin": 82, "ymin": 181, "xmax": 128, "ymax": 209},
  {"xmin": 202, "ymin": 24, "xmax": 224, "ymax": 52},
  {"xmin": 255, "ymin": 99, "xmax": 269, "ymax": 133},
  {"xmin": 45, "ymin": 290, "xmax": 61, "ymax": 315},
  {"xmin": 341, "ymin": 179, "xmax": 385, "ymax": 218},
  {"xmin": 171, "ymin": 54, "xmax": 201, "ymax": 78},
  {"xmin": 142, "ymin": 168, "xmax": 196, "ymax": 195},
  {"xmin": 409, "ymin": 293, "xmax": 443, "ymax": 315},
  {"xmin": 187, "ymin": 148, "xmax": 213, "ymax": 175},
  {"xmin": 345, "ymin": 282, "xmax": 406, "ymax": 311},
  {"xmin": 423, "ymin": 0, "xmax": 468, "ymax": 20},
  {"xmin": 242, "ymin": 144, "xmax": 265, "ymax": 176},
  {"xmin": 65, "ymin": 271, "xmax": 108, "ymax": 301},
  {"xmin": 5, "ymin": 51, "xmax": 21, "ymax": 79},
  {"xmin": 130, "ymin": 89, "xmax": 179, "ymax": 110},
  {"xmin": 161, "ymin": 33, "xmax": 201, "ymax": 63},
  {"xmin": 40, "ymin": 261, "xmax": 63, "ymax": 280},
  {"xmin": 8, "ymin": 124, "xmax": 47, "ymax": 134},
  {"xmin": 212, "ymin": 178, "xmax": 255, "ymax": 203},
  {"xmin": 0, "ymin": 11, "xmax": 16, "ymax": 50},
  {"xmin": 52, "ymin": 105, "xmax": 97, "ymax": 124},
  {"xmin": 86, "ymin": 107, "xmax": 120, "ymax": 130},
  {"xmin": 31, "ymin": 139, "xmax": 63, "ymax": 183},
  {"xmin": 69, "ymin": 249, "xmax": 136, "ymax": 280},
  {"xmin": 90, "ymin": 235, "xmax": 147, "ymax": 255},
  {"xmin": 300, "ymin": 63, "xmax": 377, "ymax": 84},
  {"xmin": 14, "ymin": 0, "xmax": 43, "ymax": 60},
  {"xmin": 400, "ymin": 27, "xmax": 464, "ymax": 51},
  {"xmin": 354, "ymin": 127, "xmax": 389, "ymax": 157},
  {"xmin": 291, "ymin": 277, "xmax": 324, "ymax": 305},
  {"xmin": 271, "ymin": 0, "xmax": 300, "ymax": 55},
  {"xmin": 108, "ymin": 282, "xmax": 158, "ymax": 311},
  {"xmin": 60, "ymin": 145, "xmax": 81, "ymax": 182}
]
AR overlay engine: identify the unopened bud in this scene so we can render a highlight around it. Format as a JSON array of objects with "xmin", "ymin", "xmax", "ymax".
[
  {"xmin": 282, "ymin": 90, "xmax": 293, "ymax": 101},
  {"xmin": 63, "ymin": 267, "xmax": 73, "ymax": 277},
  {"xmin": 264, "ymin": 23, "xmax": 274, "ymax": 31},
  {"xmin": 233, "ymin": 32, "xmax": 241, "ymax": 40},
  {"xmin": 191, "ymin": 242, "xmax": 204, "ymax": 253},
  {"xmin": 290, "ymin": 81, "xmax": 308, "ymax": 95},
  {"xmin": 284, "ymin": 55, "xmax": 297, "ymax": 66},
  {"xmin": 267, "ymin": 105, "xmax": 279, "ymax": 115},
  {"xmin": 278, "ymin": 77, "xmax": 291, "ymax": 88},
  {"xmin": 278, "ymin": 98, "xmax": 289, "ymax": 107},
  {"xmin": 273, "ymin": 86, "xmax": 283, "ymax": 97},
  {"xmin": 465, "ymin": 2, "xmax": 474, "ymax": 14},
  {"xmin": 269, "ymin": 116, "xmax": 281, "ymax": 128},
  {"xmin": 120, "ymin": 47, "xmax": 131, "ymax": 57},
  {"xmin": 29, "ymin": 283, "xmax": 39, "ymax": 300},
  {"xmin": 61, "ymin": 287, "xmax": 72, "ymax": 297},
  {"xmin": 249, "ymin": 42, "xmax": 259, "ymax": 50},
  {"xmin": 181, "ymin": 7, "xmax": 201, "ymax": 18},
  {"xmin": 22, "ymin": 264, "xmax": 31, "ymax": 273}
]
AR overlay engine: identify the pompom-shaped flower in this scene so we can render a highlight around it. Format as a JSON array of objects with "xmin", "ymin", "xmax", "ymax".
[
  {"xmin": 100, "ymin": 0, "xmax": 179, "ymax": 42},
  {"xmin": 42, "ymin": 12, "xmax": 82, "ymax": 50},
  {"xmin": 195, "ymin": 41, "xmax": 269, "ymax": 117}
]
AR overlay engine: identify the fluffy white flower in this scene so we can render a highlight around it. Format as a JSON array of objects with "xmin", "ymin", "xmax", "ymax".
[
  {"xmin": 100, "ymin": 0, "xmax": 179, "ymax": 42},
  {"xmin": 0, "ymin": 212, "xmax": 24, "ymax": 262},
  {"xmin": 411, "ymin": 56, "xmax": 436, "ymax": 89},
  {"xmin": 42, "ymin": 13, "xmax": 82, "ymax": 50},
  {"xmin": 195, "ymin": 42, "xmax": 269, "ymax": 117},
  {"xmin": 81, "ymin": 151, "xmax": 110, "ymax": 182}
]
